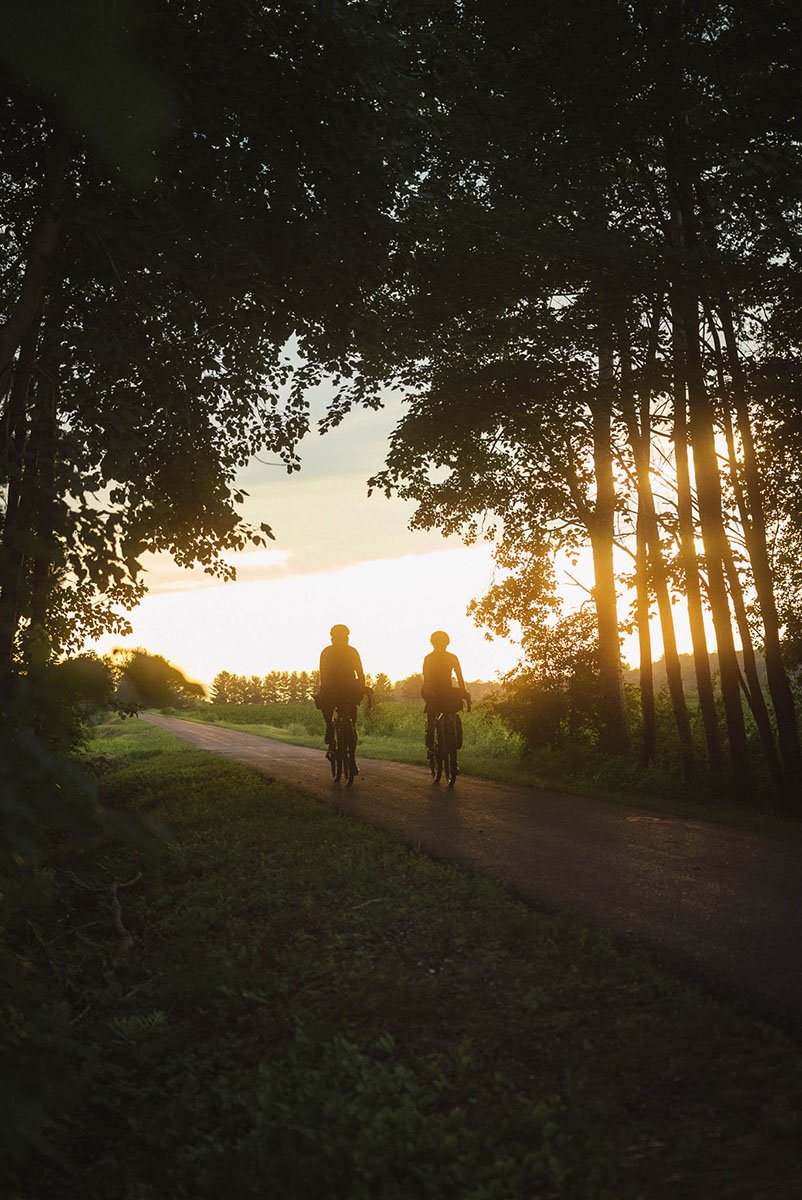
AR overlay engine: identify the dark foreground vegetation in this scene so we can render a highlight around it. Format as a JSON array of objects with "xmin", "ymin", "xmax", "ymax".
[{"xmin": 4, "ymin": 719, "xmax": 802, "ymax": 1199}]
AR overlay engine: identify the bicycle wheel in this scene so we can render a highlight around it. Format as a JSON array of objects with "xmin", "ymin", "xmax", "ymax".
[
  {"xmin": 333, "ymin": 714, "xmax": 345, "ymax": 782},
  {"xmin": 443, "ymin": 716, "xmax": 458, "ymax": 787},
  {"xmin": 328, "ymin": 717, "xmax": 337, "ymax": 778},
  {"xmin": 432, "ymin": 716, "xmax": 445, "ymax": 783},
  {"xmin": 344, "ymin": 717, "xmax": 358, "ymax": 786}
]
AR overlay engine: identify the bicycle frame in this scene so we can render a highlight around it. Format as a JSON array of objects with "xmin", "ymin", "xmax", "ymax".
[
  {"xmin": 330, "ymin": 703, "xmax": 358, "ymax": 786},
  {"xmin": 431, "ymin": 709, "xmax": 459, "ymax": 787}
]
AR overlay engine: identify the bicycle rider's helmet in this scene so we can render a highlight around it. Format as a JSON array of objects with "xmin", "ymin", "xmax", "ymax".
[
  {"xmin": 330, "ymin": 623, "xmax": 350, "ymax": 639},
  {"xmin": 430, "ymin": 630, "xmax": 450, "ymax": 649}
]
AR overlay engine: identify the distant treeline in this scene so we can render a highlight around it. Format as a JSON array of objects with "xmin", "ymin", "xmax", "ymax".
[
  {"xmin": 211, "ymin": 671, "xmax": 320, "ymax": 704},
  {"xmin": 209, "ymin": 671, "xmax": 499, "ymax": 705},
  {"xmin": 210, "ymin": 670, "xmax": 396, "ymax": 705}
]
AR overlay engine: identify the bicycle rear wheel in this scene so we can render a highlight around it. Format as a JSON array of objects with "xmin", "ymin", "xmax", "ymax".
[
  {"xmin": 432, "ymin": 717, "xmax": 445, "ymax": 783},
  {"xmin": 443, "ymin": 717, "xmax": 458, "ymax": 787}
]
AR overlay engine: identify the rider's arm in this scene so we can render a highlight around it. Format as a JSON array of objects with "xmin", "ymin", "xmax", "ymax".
[
  {"xmin": 353, "ymin": 649, "xmax": 366, "ymax": 689},
  {"xmin": 319, "ymin": 648, "xmax": 329, "ymax": 688},
  {"xmin": 453, "ymin": 655, "xmax": 466, "ymax": 692}
]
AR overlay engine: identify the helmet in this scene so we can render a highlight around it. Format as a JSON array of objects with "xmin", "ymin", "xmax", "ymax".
[
  {"xmin": 330, "ymin": 624, "xmax": 350, "ymax": 640},
  {"xmin": 430, "ymin": 630, "xmax": 450, "ymax": 649}
]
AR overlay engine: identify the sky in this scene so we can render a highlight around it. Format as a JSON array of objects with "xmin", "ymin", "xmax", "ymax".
[{"xmin": 88, "ymin": 388, "xmax": 527, "ymax": 686}]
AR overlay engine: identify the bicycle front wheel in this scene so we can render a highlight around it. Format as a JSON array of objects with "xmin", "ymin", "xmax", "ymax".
[
  {"xmin": 333, "ymin": 716, "xmax": 345, "ymax": 782},
  {"xmin": 432, "ymin": 717, "xmax": 445, "ymax": 783},
  {"xmin": 344, "ymin": 718, "xmax": 357, "ymax": 785},
  {"xmin": 443, "ymin": 718, "xmax": 458, "ymax": 787}
]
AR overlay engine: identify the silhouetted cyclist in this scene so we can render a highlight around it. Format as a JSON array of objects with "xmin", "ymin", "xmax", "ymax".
[
  {"xmin": 421, "ymin": 630, "xmax": 469, "ymax": 764},
  {"xmin": 316, "ymin": 624, "xmax": 366, "ymax": 754}
]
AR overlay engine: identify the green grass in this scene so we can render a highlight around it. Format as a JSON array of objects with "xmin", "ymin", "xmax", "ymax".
[
  {"xmin": 184, "ymin": 700, "xmax": 802, "ymax": 837},
  {"xmin": 5, "ymin": 718, "xmax": 802, "ymax": 1198}
]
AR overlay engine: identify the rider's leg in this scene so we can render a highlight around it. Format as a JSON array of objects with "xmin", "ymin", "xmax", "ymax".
[
  {"xmin": 425, "ymin": 707, "xmax": 435, "ymax": 750},
  {"xmin": 322, "ymin": 703, "xmax": 335, "ymax": 746},
  {"xmin": 425, "ymin": 706, "xmax": 436, "ymax": 762},
  {"xmin": 455, "ymin": 713, "xmax": 463, "ymax": 750}
]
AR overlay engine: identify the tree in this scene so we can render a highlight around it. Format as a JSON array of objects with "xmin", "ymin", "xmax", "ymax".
[
  {"xmin": 347, "ymin": 0, "xmax": 802, "ymax": 805},
  {"xmin": 211, "ymin": 671, "xmax": 234, "ymax": 704},
  {"xmin": 111, "ymin": 648, "xmax": 204, "ymax": 711},
  {"xmin": 489, "ymin": 606, "xmax": 602, "ymax": 751},
  {"xmin": 372, "ymin": 673, "xmax": 394, "ymax": 703},
  {"xmin": 395, "ymin": 674, "xmax": 423, "ymax": 702},
  {"xmin": 1, "ymin": 0, "xmax": 430, "ymax": 674}
]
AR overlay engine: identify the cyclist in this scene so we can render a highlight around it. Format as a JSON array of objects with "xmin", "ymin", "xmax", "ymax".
[
  {"xmin": 316, "ymin": 624, "xmax": 366, "ymax": 756},
  {"xmin": 421, "ymin": 631, "xmax": 469, "ymax": 764}
]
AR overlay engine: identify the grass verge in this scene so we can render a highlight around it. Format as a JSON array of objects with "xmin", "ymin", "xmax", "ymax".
[{"xmin": 5, "ymin": 717, "xmax": 802, "ymax": 1198}]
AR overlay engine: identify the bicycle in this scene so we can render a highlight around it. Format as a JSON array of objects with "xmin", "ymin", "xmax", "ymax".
[
  {"xmin": 430, "ymin": 710, "xmax": 458, "ymax": 786},
  {"xmin": 329, "ymin": 702, "xmax": 358, "ymax": 785},
  {"xmin": 429, "ymin": 693, "xmax": 470, "ymax": 788}
]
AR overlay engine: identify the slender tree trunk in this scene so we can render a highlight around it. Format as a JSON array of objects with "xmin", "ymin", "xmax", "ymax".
[
  {"xmin": 704, "ymin": 309, "xmax": 786, "ymax": 794},
  {"xmin": 619, "ymin": 325, "xmax": 693, "ymax": 775},
  {"xmin": 692, "ymin": 176, "xmax": 802, "ymax": 792},
  {"xmin": 0, "ymin": 306, "xmax": 44, "ymax": 674},
  {"xmin": 670, "ymin": 296, "xmax": 722, "ymax": 786},
  {"xmin": 0, "ymin": 127, "xmax": 69, "ymax": 393},
  {"xmin": 717, "ymin": 302, "xmax": 802, "ymax": 802},
  {"xmin": 590, "ymin": 336, "xmax": 629, "ymax": 754},
  {"xmin": 679, "ymin": 287, "xmax": 752, "ymax": 801},
  {"xmin": 635, "ymin": 503, "xmax": 656, "ymax": 764},
  {"xmin": 720, "ymin": 544, "xmax": 784, "ymax": 790},
  {"xmin": 25, "ymin": 307, "xmax": 63, "ymax": 665}
]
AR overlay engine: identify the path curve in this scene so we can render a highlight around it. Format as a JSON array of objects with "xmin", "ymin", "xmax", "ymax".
[{"xmin": 145, "ymin": 714, "xmax": 802, "ymax": 1035}]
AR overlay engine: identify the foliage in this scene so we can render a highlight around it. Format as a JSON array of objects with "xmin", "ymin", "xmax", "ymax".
[
  {"xmin": 367, "ymin": 671, "xmax": 394, "ymax": 703},
  {"xmin": 0, "ymin": 0, "xmax": 173, "ymax": 183},
  {"xmin": 490, "ymin": 608, "xmax": 602, "ymax": 751},
  {"xmin": 1, "ymin": 0, "xmax": 433, "ymax": 666},
  {"xmin": 0, "ymin": 655, "xmax": 115, "ymax": 864},
  {"xmin": 109, "ymin": 648, "xmax": 204, "ymax": 712},
  {"xmin": 394, "ymin": 673, "xmax": 424, "ymax": 701}
]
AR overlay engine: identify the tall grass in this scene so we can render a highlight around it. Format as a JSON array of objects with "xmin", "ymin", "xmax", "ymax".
[{"xmin": 192, "ymin": 699, "xmax": 523, "ymax": 761}]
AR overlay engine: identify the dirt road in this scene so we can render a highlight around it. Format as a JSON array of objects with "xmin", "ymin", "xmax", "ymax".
[{"xmin": 145, "ymin": 714, "xmax": 802, "ymax": 1035}]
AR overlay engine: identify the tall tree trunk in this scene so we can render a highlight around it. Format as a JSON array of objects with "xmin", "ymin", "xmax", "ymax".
[
  {"xmin": 590, "ymin": 336, "xmax": 629, "ymax": 754},
  {"xmin": 717, "ymin": 301, "xmax": 802, "ymax": 803},
  {"xmin": 0, "ymin": 306, "xmax": 44, "ymax": 674},
  {"xmin": 0, "ymin": 126, "xmax": 69, "ymax": 392},
  {"xmin": 25, "ymin": 306, "xmax": 63, "ymax": 665},
  {"xmin": 671, "ymin": 347, "xmax": 723, "ymax": 785},
  {"xmin": 619, "ymin": 322, "xmax": 693, "ymax": 775},
  {"xmin": 635, "ymin": 502, "xmax": 656, "ymax": 764},
  {"xmin": 704, "ymin": 308, "xmax": 785, "ymax": 794},
  {"xmin": 720, "ymin": 544, "xmax": 784, "ymax": 791},
  {"xmin": 678, "ymin": 288, "xmax": 752, "ymax": 801}
]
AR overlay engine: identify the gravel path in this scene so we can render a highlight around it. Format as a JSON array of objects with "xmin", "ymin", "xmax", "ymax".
[{"xmin": 145, "ymin": 714, "xmax": 802, "ymax": 1035}]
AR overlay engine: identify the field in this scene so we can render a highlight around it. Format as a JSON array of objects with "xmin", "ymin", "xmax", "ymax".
[
  {"xmin": 5, "ymin": 717, "xmax": 802, "ymax": 1198},
  {"xmin": 184, "ymin": 699, "xmax": 800, "ymax": 832}
]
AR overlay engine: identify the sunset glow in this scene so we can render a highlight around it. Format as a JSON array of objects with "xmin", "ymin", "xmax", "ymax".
[{"xmin": 89, "ymin": 544, "xmax": 522, "ymax": 687}]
